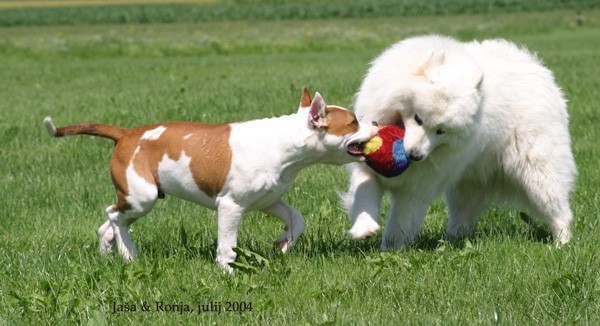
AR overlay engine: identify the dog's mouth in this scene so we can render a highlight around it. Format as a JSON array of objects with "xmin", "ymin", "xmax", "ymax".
[{"xmin": 347, "ymin": 142, "xmax": 365, "ymax": 156}]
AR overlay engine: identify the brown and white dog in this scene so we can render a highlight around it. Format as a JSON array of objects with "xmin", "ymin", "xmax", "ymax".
[{"xmin": 44, "ymin": 89, "xmax": 377, "ymax": 272}]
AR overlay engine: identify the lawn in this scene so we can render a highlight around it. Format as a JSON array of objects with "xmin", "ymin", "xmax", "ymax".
[{"xmin": 1, "ymin": 3, "xmax": 599, "ymax": 325}]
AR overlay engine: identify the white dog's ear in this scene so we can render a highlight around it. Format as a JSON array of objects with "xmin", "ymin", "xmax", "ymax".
[
  {"xmin": 309, "ymin": 92, "xmax": 328, "ymax": 129},
  {"xmin": 300, "ymin": 87, "xmax": 312, "ymax": 109},
  {"xmin": 426, "ymin": 50, "xmax": 446, "ymax": 67},
  {"xmin": 414, "ymin": 50, "xmax": 446, "ymax": 82}
]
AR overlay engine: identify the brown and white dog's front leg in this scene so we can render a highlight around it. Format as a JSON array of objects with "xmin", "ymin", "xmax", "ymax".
[
  {"xmin": 262, "ymin": 200, "xmax": 305, "ymax": 253},
  {"xmin": 216, "ymin": 200, "xmax": 245, "ymax": 273}
]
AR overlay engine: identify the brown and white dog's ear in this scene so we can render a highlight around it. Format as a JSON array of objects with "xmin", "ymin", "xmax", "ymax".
[
  {"xmin": 300, "ymin": 87, "xmax": 312, "ymax": 108},
  {"xmin": 309, "ymin": 92, "xmax": 328, "ymax": 129}
]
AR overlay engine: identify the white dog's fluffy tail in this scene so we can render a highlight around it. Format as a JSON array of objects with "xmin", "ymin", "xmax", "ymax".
[
  {"xmin": 337, "ymin": 189, "xmax": 352, "ymax": 213},
  {"xmin": 337, "ymin": 164, "xmax": 358, "ymax": 213}
]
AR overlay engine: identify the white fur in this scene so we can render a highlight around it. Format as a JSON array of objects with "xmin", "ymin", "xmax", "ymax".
[
  {"xmin": 345, "ymin": 35, "xmax": 576, "ymax": 249},
  {"xmin": 157, "ymin": 153, "xmax": 216, "ymax": 208},
  {"xmin": 141, "ymin": 125, "xmax": 166, "ymax": 140},
  {"xmin": 43, "ymin": 117, "xmax": 57, "ymax": 136}
]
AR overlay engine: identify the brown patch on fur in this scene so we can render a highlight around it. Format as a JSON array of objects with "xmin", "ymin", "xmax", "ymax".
[
  {"xmin": 185, "ymin": 124, "xmax": 232, "ymax": 197},
  {"xmin": 323, "ymin": 106, "xmax": 359, "ymax": 136},
  {"xmin": 109, "ymin": 122, "xmax": 232, "ymax": 202}
]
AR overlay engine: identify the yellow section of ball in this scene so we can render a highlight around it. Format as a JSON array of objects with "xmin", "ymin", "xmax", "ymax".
[{"xmin": 363, "ymin": 135, "xmax": 382, "ymax": 155}]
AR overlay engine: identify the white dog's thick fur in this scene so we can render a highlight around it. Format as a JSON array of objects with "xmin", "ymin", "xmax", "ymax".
[{"xmin": 345, "ymin": 35, "xmax": 577, "ymax": 249}]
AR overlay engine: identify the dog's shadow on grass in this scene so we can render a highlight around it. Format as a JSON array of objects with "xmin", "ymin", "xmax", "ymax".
[
  {"xmin": 290, "ymin": 230, "xmax": 459, "ymax": 258},
  {"xmin": 133, "ymin": 213, "xmax": 553, "ymax": 268},
  {"xmin": 138, "ymin": 234, "xmax": 219, "ymax": 264}
]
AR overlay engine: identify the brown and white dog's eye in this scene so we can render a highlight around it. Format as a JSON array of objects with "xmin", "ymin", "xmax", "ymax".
[{"xmin": 350, "ymin": 118, "xmax": 359, "ymax": 126}]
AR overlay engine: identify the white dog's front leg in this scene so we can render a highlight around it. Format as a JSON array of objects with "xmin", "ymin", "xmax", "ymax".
[
  {"xmin": 261, "ymin": 200, "xmax": 305, "ymax": 253},
  {"xmin": 216, "ymin": 200, "xmax": 245, "ymax": 273},
  {"xmin": 381, "ymin": 194, "xmax": 429, "ymax": 250},
  {"xmin": 345, "ymin": 163, "xmax": 384, "ymax": 239}
]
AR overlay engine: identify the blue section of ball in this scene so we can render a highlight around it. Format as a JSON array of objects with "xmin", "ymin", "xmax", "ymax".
[{"xmin": 392, "ymin": 139, "xmax": 409, "ymax": 174}]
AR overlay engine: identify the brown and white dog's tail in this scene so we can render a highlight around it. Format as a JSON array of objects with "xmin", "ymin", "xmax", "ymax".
[{"xmin": 43, "ymin": 116, "xmax": 127, "ymax": 143}]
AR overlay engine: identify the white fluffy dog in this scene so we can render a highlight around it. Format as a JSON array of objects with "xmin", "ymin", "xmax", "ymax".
[{"xmin": 344, "ymin": 35, "xmax": 577, "ymax": 249}]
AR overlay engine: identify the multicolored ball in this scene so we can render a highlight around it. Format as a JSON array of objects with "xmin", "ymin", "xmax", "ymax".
[{"xmin": 362, "ymin": 125, "xmax": 409, "ymax": 177}]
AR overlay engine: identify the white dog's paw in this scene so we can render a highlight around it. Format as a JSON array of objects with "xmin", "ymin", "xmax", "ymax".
[
  {"xmin": 349, "ymin": 218, "xmax": 381, "ymax": 240},
  {"xmin": 553, "ymin": 228, "xmax": 572, "ymax": 247},
  {"xmin": 380, "ymin": 235, "xmax": 409, "ymax": 251}
]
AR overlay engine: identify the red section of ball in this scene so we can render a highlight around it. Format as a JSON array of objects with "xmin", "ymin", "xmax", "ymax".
[{"xmin": 364, "ymin": 125, "xmax": 407, "ymax": 177}]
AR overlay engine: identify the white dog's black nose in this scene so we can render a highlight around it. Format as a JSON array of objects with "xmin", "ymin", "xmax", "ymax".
[
  {"xmin": 372, "ymin": 121, "xmax": 378, "ymax": 127},
  {"xmin": 408, "ymin": 150, "xmax": 424, "ymax": 162}
]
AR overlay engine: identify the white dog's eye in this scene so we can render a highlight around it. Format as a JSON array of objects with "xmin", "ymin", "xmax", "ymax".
[
  {"xmin": 414, "ymin": 114, "xmax": 423, "ymax": 126},
  {"xmin": 436, "ymin": 128, "xmax": 446, "ymax": 135}
]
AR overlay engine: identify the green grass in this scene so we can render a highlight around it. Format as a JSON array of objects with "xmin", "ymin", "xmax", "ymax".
[
  {"xmin": 0, "ymin": 0, "xmax": 597, "ymax": 27},
  {"xmin": 1, "ymin": 6, "xmax": 600, "ymax": 325}
]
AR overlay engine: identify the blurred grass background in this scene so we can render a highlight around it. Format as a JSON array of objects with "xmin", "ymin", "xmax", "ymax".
[{"xmin": 1, "ymin": 1, "xmax": 599, "ymax": 324}]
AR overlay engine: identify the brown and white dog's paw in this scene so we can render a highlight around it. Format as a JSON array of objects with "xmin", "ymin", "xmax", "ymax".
[{"xmin": 274, "ymin": 236, "xmax": 293, "ymax": 253}]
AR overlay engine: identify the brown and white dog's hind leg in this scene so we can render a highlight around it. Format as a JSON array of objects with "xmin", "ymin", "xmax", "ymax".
[
  {"xmin": 101, "ymin": 177, "xmax": 159, "ymax": 261},
  {"xmin": 104, "ymin": 206, "xmax": 139, "ymax": 262},
  {"xmin": 98, "ymin": 218, "xmax": 115, "ymax": 255},
  {"xmin": 262, "ymin": 199, "xmax": 305, "ymax": 253}
]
